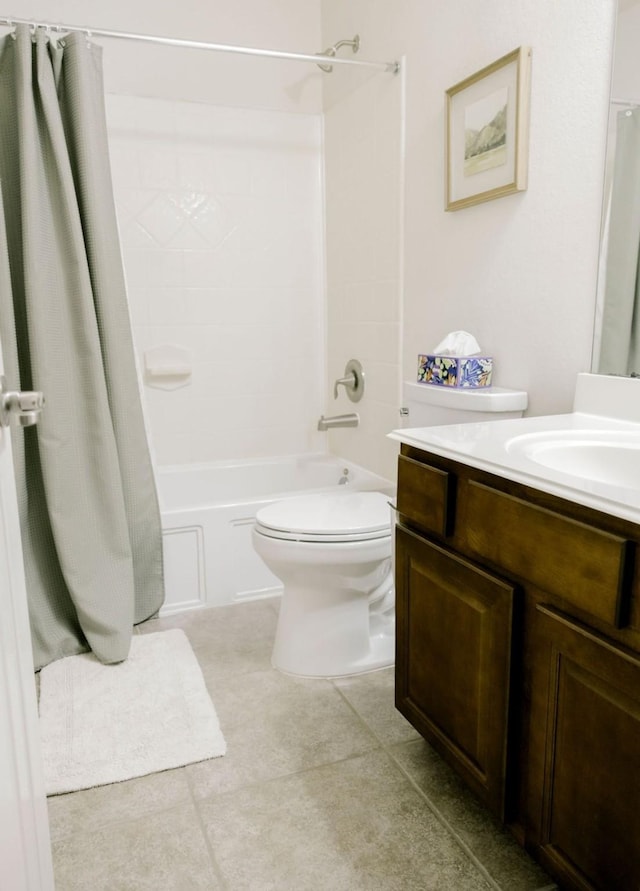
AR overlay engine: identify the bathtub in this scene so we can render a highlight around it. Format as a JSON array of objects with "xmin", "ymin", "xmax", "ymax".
[{"xmin": 157, "ymin": 454, "xmax": 395, "ymax": 615}]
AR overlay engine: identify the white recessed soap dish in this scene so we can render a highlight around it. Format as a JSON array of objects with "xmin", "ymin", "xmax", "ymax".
[{"xmin": 144, "ymin": 344, "xmax": 192, "ymax": 390}]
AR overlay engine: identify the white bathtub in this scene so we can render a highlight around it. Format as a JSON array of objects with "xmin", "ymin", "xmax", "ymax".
[{"xmin": 157, "ymin": 454, "xmax": 395, "ymax": 615}]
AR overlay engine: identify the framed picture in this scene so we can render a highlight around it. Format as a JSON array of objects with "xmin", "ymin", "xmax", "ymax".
[{"xmin": 445, "ymin": 46, "xmax": 531, "ymax": 211}]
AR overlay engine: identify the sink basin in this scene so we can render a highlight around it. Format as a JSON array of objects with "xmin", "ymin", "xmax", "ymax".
[{"xmin": 505, "ymin": 430, "xmax": 640, "ymax": 490}]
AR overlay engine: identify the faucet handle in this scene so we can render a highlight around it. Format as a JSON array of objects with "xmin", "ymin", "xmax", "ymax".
[
  {"xmin": 334, "ymin": 373, "xmax": 356, "ymax": 399},
  {"xmin": 333, "ymin": 359, "xmax": 364, "ymax": 403}
]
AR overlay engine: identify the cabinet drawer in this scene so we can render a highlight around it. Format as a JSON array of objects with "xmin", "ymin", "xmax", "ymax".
[
  {"xmin": 465, "ymin": 482, "xmax": 633, "ymax": 627},
  {"xmin": 396, "ymin": 455, "xmax": 454, "ymax": 538}
]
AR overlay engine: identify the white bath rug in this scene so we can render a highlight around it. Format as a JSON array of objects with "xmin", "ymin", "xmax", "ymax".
[{"xmin": 39, "ymin": 629, "xmax": 226, "ymax": 796}]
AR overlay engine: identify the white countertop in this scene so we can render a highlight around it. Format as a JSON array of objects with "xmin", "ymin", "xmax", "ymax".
[{"xmin": 389, "ymin": 411, "xmax": 640, "ymax": 525}]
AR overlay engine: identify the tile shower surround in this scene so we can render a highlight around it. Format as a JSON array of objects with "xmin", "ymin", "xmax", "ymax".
[
  {"xmin": 324, "ymin": 72, "xmax": 403, "ymax": 482},
  {"xmin": 47, "ymin": 599, "xmax": 557, "ymax": 890},
  {"xmin": 106, "ymin": 95, "xmax": 325, "ymax": 466}
]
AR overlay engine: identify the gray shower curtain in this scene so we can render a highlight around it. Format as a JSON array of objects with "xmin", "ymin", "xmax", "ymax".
[
  {"xmin": 0, "ymin": 25, "xmax": 164, "ymax": 669},
  {"xmin": 598, "ymin": 108, "xmax": 640, "ymax": 375}
]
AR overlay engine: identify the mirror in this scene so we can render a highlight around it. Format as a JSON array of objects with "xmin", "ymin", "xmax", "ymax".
[{"xmin": 593, "ymin": 0, "xmax": 640, "ymax": 376}]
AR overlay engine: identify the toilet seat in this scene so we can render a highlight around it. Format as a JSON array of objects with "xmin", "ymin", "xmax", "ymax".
[{"xmin": 255, "ymin": 491, "xmax": 391, "ymax": 543}]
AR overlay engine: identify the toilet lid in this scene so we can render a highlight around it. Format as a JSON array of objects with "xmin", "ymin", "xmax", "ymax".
[{"xmin": 255, "ymin": 491, "xmax": 392, "ymax": 542}]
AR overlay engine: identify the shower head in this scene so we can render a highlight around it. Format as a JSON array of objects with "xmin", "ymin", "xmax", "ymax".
[{"xmin": 316, "ymin": 34, "xmax": 360, "ymax": 73}]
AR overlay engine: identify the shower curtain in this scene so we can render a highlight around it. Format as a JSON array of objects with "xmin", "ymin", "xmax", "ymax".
[
  {"xmin": 0, "ymin": 25, "xmax": 164, "ymax": 669},
  {"xmin": 598, "ymin": 108, "xmax": 640, "ymax": 375}
]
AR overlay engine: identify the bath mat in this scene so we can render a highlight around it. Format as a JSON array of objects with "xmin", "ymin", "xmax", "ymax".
[{"xmin": 39, "ymin": 629, "xmax": 226, "ymax": 795}]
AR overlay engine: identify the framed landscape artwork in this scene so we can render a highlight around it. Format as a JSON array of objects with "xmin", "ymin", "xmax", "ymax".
[{"xmin": 445, "ymin": 46, "xmax": 531, "ymax": 211}]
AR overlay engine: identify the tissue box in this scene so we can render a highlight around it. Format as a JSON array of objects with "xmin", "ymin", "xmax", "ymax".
[{"xmin": 417, "ymin": 354, "xmax": 493, "ymax": 388}]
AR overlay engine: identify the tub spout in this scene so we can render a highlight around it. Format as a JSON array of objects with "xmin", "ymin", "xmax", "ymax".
[{"xmin": 317, "ymin": 412, "xmax": 359, "ymax": 431}]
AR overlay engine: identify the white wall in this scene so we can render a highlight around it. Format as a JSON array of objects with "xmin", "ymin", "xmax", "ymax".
[
  {"xmin": 612, "ymin": 1, "xmax": 640, "ymax": 98},
  {"xmin": 12, "ymin": 0, "xmax": 323, "ymax": 112},
  {"xmin": 321, "ymin": 0, "xmax": 617, "ymax": 428}
]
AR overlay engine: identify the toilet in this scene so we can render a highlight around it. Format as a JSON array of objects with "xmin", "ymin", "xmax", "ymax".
[
  {"xmin": 253, "ymin": 491, "xmax": 394, "ymax": 678},
  {"xmin": 252, "ymin": 381, "xmax": 528, "ymax": 679}
]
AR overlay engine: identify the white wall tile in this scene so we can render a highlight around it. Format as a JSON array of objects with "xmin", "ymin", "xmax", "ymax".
[
  {"xmin": 324, "ymin": 73, "xmax": 404, "ymax": 483},
  {"xmin": 136, "ymin": 194, "xmax": 186, "ymax": 246},
  {"xmin": 125, "ymin": 288, "xmax": 149, "ymax": 328},
  {"xmin": 181, "ymin": 251, "xmax": 223, "ymax": 289},
  {"xmin": 107, "ymin": 96, "xmax": 325, "ymax": 466},
  {"xmin": 211, "ymin": 153, "xmax": 252, "ymax": 195},
  {"xmin": 164, "ymin": 223, "xmax": 213, "ymax": 252},
  {"xmin": 108, "ymin": 144, "xmax": 140, "ymax": 191},
  {"xmin": 118, "ymin": 218, "xmax": 157, "ymax": 250},
  {"xmin": 251, "ymin": 156, "xmax": 289, "ymax": 199},
  {"xmin": 176, "ymin": 153, "xmax": 214, "ymax": 192},
  {"xmin": 139, "ymin": 148, "xmax": 179, "ymax": 191}
]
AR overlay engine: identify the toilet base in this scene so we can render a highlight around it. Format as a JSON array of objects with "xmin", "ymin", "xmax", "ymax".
[
  {"xmin": 270, "ymin": 567, "xmax": 395, "ymax": 679},
  {"xmin": 272, "ymin": 625, "xmax": 395, "ymax": 679},
  {"xmin": 252, "ymin": 521, "xmax": 395, "ymax": 680}
]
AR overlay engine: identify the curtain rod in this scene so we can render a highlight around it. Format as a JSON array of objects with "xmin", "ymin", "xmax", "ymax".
[{"xmin": 0, "ymin": 15, "xmax": 400, "ymax": 74}]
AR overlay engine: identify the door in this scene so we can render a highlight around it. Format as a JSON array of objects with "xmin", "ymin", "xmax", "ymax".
[
  {"xmin": 527, "ymin": 604, "xmax": 640, "ymax": 891},
  {"xmin": 395, "ymin": 524, "xmax": 517, "ymax": 819},
  {"xmin": 0, "ymin": 341, "xmax": 54, "ymax": 889}
]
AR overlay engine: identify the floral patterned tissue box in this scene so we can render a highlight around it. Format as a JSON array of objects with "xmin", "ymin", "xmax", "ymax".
[{"xmin": 417, "ymin": 354, "xmax": 493, "ymax": 388}]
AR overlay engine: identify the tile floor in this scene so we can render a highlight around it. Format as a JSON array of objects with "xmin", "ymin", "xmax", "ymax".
[{"xmin": 46, "ymin": 598, "xmax": 556, "ymax": 890}]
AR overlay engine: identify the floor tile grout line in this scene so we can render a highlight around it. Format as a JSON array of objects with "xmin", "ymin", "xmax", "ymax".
[
  {"xmin": 330, "ymin": 680, "xmax": 400, "ymax": 749},
  {"xmin": 183, "ymin": 742, "xmax": 509, "ymax": 891},
  {"xmin": 383, "ymin": 741, "xmax": 558, "ymax": 891},
  {"xmin": 185, "ymin": 766, "xmax": 230, "ymax": 890},
  {"xmin": 48, "ymin": 786, "xmax": 212, "ymax": 846},
  {"xmin": 187, "ymin": 744, "xmax": 387, "ymax": 807},
  {"xmin": 328, "ymin": 669, "xmax": 498, "ymax": 872},
  {"xmin": 330, "ymin": 671, "xmax": 553, "ymax": 891},
  {"xmin": 270, "ymin": 667, "xmax": 507, "ymax": 890},
  {"xmin": 184, "ymin": 739, "xmax": 504, "ymax": 887},
  {"xmin": 383, "ymin": 745, "xmax": 505, "ymax": 891}
]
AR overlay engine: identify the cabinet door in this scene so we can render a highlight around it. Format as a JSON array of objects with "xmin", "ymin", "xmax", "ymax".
[
  {"xmin": 527, "ymin": 606, "xmax": 640, "ymax": 891},
  {"xmin": 395, "ymin": 524, "xmax": 516, "ymax": 819}
]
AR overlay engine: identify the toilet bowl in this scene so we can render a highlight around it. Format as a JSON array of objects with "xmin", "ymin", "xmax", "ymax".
[{"xmin": 252, "ymin": 491, "xmax": 394, "ymax": 678}]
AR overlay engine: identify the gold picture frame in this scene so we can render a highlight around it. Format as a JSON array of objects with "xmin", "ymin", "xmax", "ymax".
[{"xmin": 445, "ymin": 46, "xmax": 531, "ymax": 211}]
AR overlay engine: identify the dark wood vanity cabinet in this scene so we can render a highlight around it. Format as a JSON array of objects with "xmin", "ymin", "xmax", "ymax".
[{"xmin": 395, "ymin": 445, "xmax": 640, "ymax": 891}]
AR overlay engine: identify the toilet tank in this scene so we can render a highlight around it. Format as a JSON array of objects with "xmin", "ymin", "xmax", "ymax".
[{"xmin": 403, "ymin": 381, "xmax": 527, "ymax": 427}]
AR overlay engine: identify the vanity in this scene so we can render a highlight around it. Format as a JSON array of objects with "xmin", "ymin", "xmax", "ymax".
[{"xmin": 390, "ymin": 374, "xmax": 640, "ymax": 891}]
